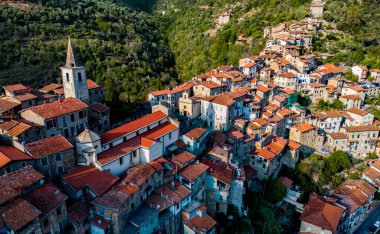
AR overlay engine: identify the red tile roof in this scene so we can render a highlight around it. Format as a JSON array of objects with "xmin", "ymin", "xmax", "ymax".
[
  {"xmin": 202, "ymin": 158, "xmax": 233, "ymax": 185},
  {"xmin": 146, "ymin": 192, "xmax": 174, "ymax": 212},
  {"xmin": 0, "ymin": 98, "xmax": 20, "ymax": 113},
  {"xmin": 3, "ymin": 84, "xmax": 27, "ymax": 93},
  {"xmin": 183, "ymin": 128, "xmax": 207, "ymax": 140},
  {"xmin": 0, "ymin": 166, "xmax": 44, "ymax": 205},
  {"xmin": 252, "ymin": 148, "xmax": 276, "ymax": 160},
  {"xmin": 26, "ymin": 97, "xmax": 88, "ymax": 119},
  {"xmin": 0, "ymin": 145, "xmax": 32, "ymax": 168},
  {"xmin": 89, "ymin": 103, "xmax": 110, "ymax": 112},
  {"xmin": 26, "ymin": 135, "xmax": 73, "ymax": 159},
  {"xmin": 67, "ymin": 200, "xmax": 91, "ymax": 225},
  {"xmin": 347, "ymin": 107, "xmax": 368, "ymax": 116},
  {"xmin": 277, "ymin": 72, "xmax": 297, "ymax": 78},
  {"xmin": 180, "ymin": 162, "xmax": 209, "ymax": 182},
  {"xmin": 156, "ymin": 180, "xmax": 191, "ymax": 204},
  {"xmin": 122, "ymin": 164, "xmax": 155, "ymax": 187},
  {"xmin": 343, "ymin": 125, "xmax": 380, "ymax": 132},
  {"xmin": 294, "ymin": 123, "xmax": 316, "ymax": 133},
  {"xmin": 172, "ymin": 151, "xmax": 196, "ymax": 168},
  {"xmin": 63, "ymin": 166, "xmax": 118, "ymax": 196},
  {"xmin": 13, "ymin": 92, "xmax": 37, "ymax": 102},
  {"xmin": 39, "ymin": 83, "xmax": 62, "ymax": 93},
  {"xmin": 288, "ymin": 140, "xmax": 301, "ymax": 150},
  {"xmin": 24, "ymin": 183, "xmax": 68, "ymax": 216},
  {"xmin": 185, "ymin": 213, "xmax": 217, "ymax": 233},
  {"xmin": 256, "ymin": 85, "xmax": 270, "ymax": 92},
  {"xmin": 201, "ymin": 81, "xmax": 220, "ymax": 89},
  {"xmin": 242, "ymin": 62, "xmax": 256, "ymax": 68},
  {"xmin": 278, "ymin": 176, "xmax": 293, "ymax": 188},
  {"xmin": 300, "ymin": 196, "xmax": 344, "ymax": 233},
  {"xmin": 87, "ymin": 79, "xmax": 100, "ymax": 89},
  {"xmin": 340, "ymin": 95, "xmax": 361, "ymax": 100},
  {"xmin": 2, "ymin": 121, "xmax": 32, "ymax": 137},
  {"xmin": 91, "ymin": 216, "xmax": 109, "ymax": 230},
  {"xmin": 243, "ymin": 165, "xmax": 257, "ymax": 179},
  {"xmin": 101, "ymin": 110, "xmax": 167, "ymax": 144},
  {"xmin": 265, "ymin": 137, "xmax": 287, "ymax": 155},
  {"xmin": 202, "ymin": 94, "xmax": 235, "ymax": 106},
  {"xmin": 0, "ymin": 198, "xmax": 41, "ymax": 231}
]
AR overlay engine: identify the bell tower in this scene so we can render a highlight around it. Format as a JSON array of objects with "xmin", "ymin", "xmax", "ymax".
[{"xmin": 60, "ymin": 37, "xmax": 89, "ymax": 102}]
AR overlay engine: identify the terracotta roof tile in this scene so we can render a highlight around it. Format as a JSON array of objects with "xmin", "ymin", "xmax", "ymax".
[
  {"xmin": 0, "ymin": 198, "xmax": 41, "ymax": 231},
  {"xmin": 294, "ymin": 123, "xmax": 316, "ymax": 133},
  {"xmin": 146, "ymin": 192, "xmax": 174, "ymax": 212},
  {"xmin": 183, "ymin": 128, "xmax": 207, "ymax": 140},
  {"xmin": 63, "ymin": 166, "xmax": 118, "ymax": 196},
  {"xmin": 121, "ymin": 164, "xmax": 155, "ymax": 187},
  {"xmin": 39, "ymin": 83, "xmax": 62, "ymax": 93},
  {"xmin": 300, "ymin": 196, "xmax": 344, "ymax": 233},
  {"xmin": 343, "ymin": 126, "xmax": 380, "ymax": 132},
  {"xmin": 24, "ymin": 183, "xmax": 67, "ymax": 216},
  {"xmin": 201, "ymin": 81, "xmax": 221, "ymax": 89},
  {"xmin": 0, "ymin": 98, "xmax": 20, "ymax": 113},
  {"xmin": 288, "ymin": 140, "xmax": 301, "ymax": 150},
  {"xmin": 67, "ymin": 200, "xmax": 91, "ymax": 225},
  {"xmin": 172, "ymin": 151, "xmax": 196, "ymax": 168},
  {"xmin": 87, "ymin": 79, "xmax": 100, "ymax": 89},
  {"xmin": 89, "ymin": 103, "xmax": 110, "ymax": 112},
  {"xmin": 329, "ymin": 133, "xmax": 348, "ymax": 140},
  {"xmin": 202, "ymin": 158, "xmax": 233, "ymax": 185},
  {"xmin": 202, "ymin": 94, "xmax": 235, "ymax": 106},
  {"xmin": 26, "ymin": 97, "xmax": 88, "ymax": 119},
  {"xmin": 0, "ymin": 145, "xmax": 32, "ymax": 168},
  {"xmin": 101, "ymin": 110, "xmax": 167, "ymax": 144},
  {"xmin": 256, "ymin": 85, "xmax": 270, "ymax": 92},
  {"xmin": 340, "ymin": 95, "xmax": 361, "ymax": 100},
  {"xmin": 185, "ymin": 213, "xmax": 217, "ymax": 233},
  {"xmin": 347, "ymin": 107, "xmax": 368, "ymax": 116},
  {"xmin": 180, "ymin": 162, "xmax": 209, "ymax": 182},
  {"xmin": 3, "ymin": 84, "xmax": 27, "ymax": 93},
  {"xmin": 26, "ymin": 135, "xmax": 73, "ymax": 159},
  {"xmin": 0, "ymin": 166, "xmax": 43, "ymax": 205}
]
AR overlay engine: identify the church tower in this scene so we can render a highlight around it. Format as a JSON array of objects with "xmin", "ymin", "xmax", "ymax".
[{"xmin": 60, "ymin": 37, "xmax": 89, "ymax": 102}]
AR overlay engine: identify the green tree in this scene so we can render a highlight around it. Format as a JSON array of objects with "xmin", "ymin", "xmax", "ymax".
[
  {"xmin": 323, "ymin": 150, "xmax": 352, "ymax": 178},
  {"xmin": 264, "ymin": 179, "xmax": 287, "ymax": 204}
]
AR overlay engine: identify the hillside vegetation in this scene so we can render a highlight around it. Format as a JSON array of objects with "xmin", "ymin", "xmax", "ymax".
[
  {"xmin": 0, "ymin": 0, "xmax": 177, "ymax": 104},
  {"xmin": 152, "ymin": 0, "xmax": 380, "ymax": 81},
  {"xmin": 154, "ymin": 0, "xmax": 310, "ymax": 81}
]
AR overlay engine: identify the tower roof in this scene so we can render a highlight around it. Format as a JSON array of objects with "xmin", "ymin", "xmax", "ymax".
[
  {"xmin": 77, "ymin": 129, "xmax": 100, "ymax": 143},
  {"xmin": 66, "ymin": 37, "xmax": 80, "ymax": 68}
]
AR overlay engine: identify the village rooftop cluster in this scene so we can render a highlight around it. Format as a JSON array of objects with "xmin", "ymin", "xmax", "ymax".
[{"xmin": 1, "ymin": 3, "xmax": 380, "ymax": 234}]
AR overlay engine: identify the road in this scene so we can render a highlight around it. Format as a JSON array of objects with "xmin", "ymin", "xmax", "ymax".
[{"xmin": 354, "ymin": 205, "xmax": 380, "ymax": 234}]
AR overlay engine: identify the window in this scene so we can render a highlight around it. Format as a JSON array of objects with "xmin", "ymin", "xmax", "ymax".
[
  {"xmin": 21, "ymin": 162, "xmax": 26, "ymax": 167},
  {"xmin": 119, "ymin": 157, "xmax": 123, "ymax": 165},
  {"xmin": 64, "ymin": 129, "xmax": 70, "ymax": 138},
  {"xmin": 57, "ymin": 208, "xmax": 61, "ymax": 216},
  {"xmin": 57, "ymin": 166, "xmax": 64, "ymax": 174},
  {"xmin": 78, "ymin": 72, "xmax": 82, "ymax": 82},
  {"xmin": 46, "ymin": 119, "xmax": 57, "ymax": 129},
  {"xmin": 168, "ymin": 132, "xmax": 172, "ymax": 139},
  {"xmin": 79, "ymin": 110, "xmax": 86, "ymax": 119},
  {"xmin": 41, "ymin": 157, "xmax": 48, "ymax": 166},
  {"xmin": 131, "ymin": 202, "xmax": 135, "ymax": 209},
  {"xmin": 71, "ymin": 113, "xmax": 75, "ymax": 122},
  {"xmin": 55, "ymin": 153, "xmax": 62, "ymax": 161},
  {"xmin": 44, "ymin": 219, "xmax": 49, "ymax": 227},
  {"xmin": 5, "ymin": 167, "xmax": 11, "ymax": 174},
  {"xmin": 66, "ymin": 73, "xmax": 69, "ymax": 82}
]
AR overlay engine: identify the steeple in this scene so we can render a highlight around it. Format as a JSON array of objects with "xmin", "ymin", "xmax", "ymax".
[{"xmin": 65, "ymin": 37, "xmax": 79, "ymax": 68}]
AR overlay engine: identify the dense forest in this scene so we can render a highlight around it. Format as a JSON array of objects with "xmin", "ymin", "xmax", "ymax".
[
  {"xmin": 0, "ymin": 0, "xmax": 379, "ymax": 104},
  {"xmin": 0, "ymin": 0, "xmax": 177, "ymax": 104}
]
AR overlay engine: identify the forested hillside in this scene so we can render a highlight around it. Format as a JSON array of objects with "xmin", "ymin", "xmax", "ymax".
[
  {"xmin": 154, "ymin": 0, "xmax": 311, "ymax": 81},
  {"xmin": 153, "ymin": 0, "xmax": 380, "ymax": 81},
  {"xmin": 0, "ymin": 0, "xmax": 177, "ymax": 104},
  {"xmin": 1, "ymin": 0, "xmax": 379, "ymax": 105}
]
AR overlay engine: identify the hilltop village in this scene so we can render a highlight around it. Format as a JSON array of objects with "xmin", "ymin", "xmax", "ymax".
[{"xmin": 1, "ymin": 10, "xmax": 380, "ymax": 234}]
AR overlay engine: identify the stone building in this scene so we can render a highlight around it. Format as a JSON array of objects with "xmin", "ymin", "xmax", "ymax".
[{"xmin": 26, "ymin": 135, "xmax": 75, "ymax": 180}]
